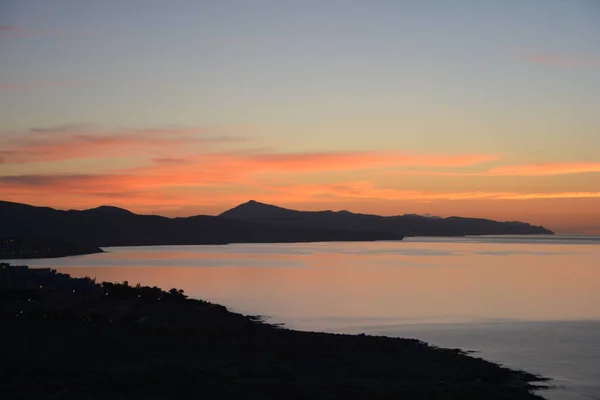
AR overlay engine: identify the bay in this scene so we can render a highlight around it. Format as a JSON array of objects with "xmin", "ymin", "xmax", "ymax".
[{"xmin": 8, "ymin": 235, "xmax": 600, "ymax": 399}]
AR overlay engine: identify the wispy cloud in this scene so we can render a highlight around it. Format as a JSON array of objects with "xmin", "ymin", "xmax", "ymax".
[
  {"xmin": 0, "ymin": 125, "xmax": 497, "ymax": 172},
  {"xmin": 262, "ymin": 181, "xmax": 600, "ymax": 203},
  {"xmin": 0, "ymin": 25, "xmax": 16, "ymax": 36},
  {"xmin": 2, "ymin": 175, "xmax": 599, "ymax": 214},
  {"xmin": 28, "ymin": 123, "xmax": 96, "ymax": 134},
  {"xmin": 524, "ymin": 52, "xmax": 600, "ymax": 68},
  {"xmin": 0, "ymin": 125, "xmax": 245, "ymax": 164},
  {"xmin": 0, "ymin": 81, "xmax": 79, "ymax": 92},
  {"xmin": 0, "ymin": 124, "xmax": 504, "ymax": 210},
  {"xmin": 0, "ymin": 25, "xmax": 69, "ymax": 38},
  {"xmin": 4, "ymin": 123, "xmax": 595, "ymax": 216},
  {"xmin": 383, "ymin": 161, "xmax": 600, "ymax": 177},
  {"xmin": 497, "ymin": 192, "xmax": 600, "ymax": 200},
  {"xmin": 487, "ymin": 162, "xmax": 600, "ymax": 176},
  {"xmin": 113, "ymin": 150, "xmax": 498, "ymax": 190},
  {"xmin": 231, "ymin": 151, "xmax": 498, "ymax": 171}
]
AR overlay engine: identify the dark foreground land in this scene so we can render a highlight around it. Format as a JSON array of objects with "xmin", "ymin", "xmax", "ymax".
[{"xmin": 0, "ymin": 264, "xmax": 549, "ymax": 399}]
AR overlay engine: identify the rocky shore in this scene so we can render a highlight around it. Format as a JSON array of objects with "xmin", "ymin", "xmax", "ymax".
[{"xmin": 0, "ymin": 263, "xmax": 549, "ymax": 399}]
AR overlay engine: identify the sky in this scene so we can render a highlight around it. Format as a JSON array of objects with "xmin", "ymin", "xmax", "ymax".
[{"xmin": 1, "ymin": 0, "xmax": 599, "ymax": 233}]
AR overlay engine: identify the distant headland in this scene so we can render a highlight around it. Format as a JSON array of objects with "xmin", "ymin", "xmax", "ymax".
[
  {"xmin": 0, "ymin": 237, "xmax": 103, "ymax": 260},
  {"xmin": 0, "ymin": 199, "xmax": 552, "ymax": 257},
  {"xmin": 220, "ymin": 200, "xmax": 553, "ymax": 237}
]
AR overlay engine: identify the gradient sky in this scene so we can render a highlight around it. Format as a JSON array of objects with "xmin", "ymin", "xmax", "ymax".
[{"xmin": 1, "ymin": 0, "xmax": 599, "ymax": 233}]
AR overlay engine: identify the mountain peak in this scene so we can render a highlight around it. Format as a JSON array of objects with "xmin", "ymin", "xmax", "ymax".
[
  {"xmin": 236, "ymin": 200, "xmax": 282, "ymax": 209},
  {"xmin": 219, "ymin": 200, "xmax": 295, "ymax": 219},
  {"xmin": 83, "ymin": 205, "xmax": 134, "ymax": 215}
]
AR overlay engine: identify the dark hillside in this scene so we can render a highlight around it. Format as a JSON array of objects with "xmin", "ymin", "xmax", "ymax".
[
  {"xmin": 220, "ymin": 200, "xmax": 553, "ymax": 236},
  {"xmin": 0, "ymin": 200, "xmax": 401, "ymax": 248}
]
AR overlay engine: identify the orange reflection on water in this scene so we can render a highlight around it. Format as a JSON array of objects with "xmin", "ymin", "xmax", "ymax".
[{"xmin": 35, "ymin": 241, "xmax": 600, "ymax": 324}]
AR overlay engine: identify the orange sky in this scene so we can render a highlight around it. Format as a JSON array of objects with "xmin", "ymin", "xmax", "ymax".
[{"xmin": 1, "ymin": 125, "xmax": 599, "ymax": 233}]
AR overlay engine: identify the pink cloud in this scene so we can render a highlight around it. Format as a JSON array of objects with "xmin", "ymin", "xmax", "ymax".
[
  {"xmin": 0, "ymin": 81, "xmax": 80, "ymax": 92},
  {"xmin": 260, "ymin": 181, "xmax": 600, "ymax": 203},
  {"xmin": 230, "ymin": 151, "xmax": 498, "ymax": 172},
  {"xmin": 524, "ymin": 52, "xmax": 600, "ymax": 68},
  {"xmin": 488, "ymin": 162, "xmax": 600, "ymax": 176},
  {"xmin": 0, "ymin": 123, "xmax": 530, "ymax": 212},
  {"xmin": 0, "ymin": 25, "xmax": 69, "ymax": 38},
  {"xmin": 382, "ymin": 161, "xmax": 600, "ymax": 177},
  {"xmin": 0, "ymin": 25, "xmax": 16, "ymax": 36},
  {"xmin": 0, "ymin": 126, "xmax": 503, "ymax": 211},
  {"xmin": 0, "ymin": 125, "xmax": 498, "ymax": 174},
  {"xmin": 116, "ymin": 150, "xmax": 498, "ymax": 190},
  {"xmin": 0, "ymin": 125, "xmax": 245, "ymax": 163}
]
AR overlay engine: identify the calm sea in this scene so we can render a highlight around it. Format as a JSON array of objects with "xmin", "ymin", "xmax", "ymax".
[{"xmin": 7, "ymin": 235, "xmax": 600, "ymax": 400}]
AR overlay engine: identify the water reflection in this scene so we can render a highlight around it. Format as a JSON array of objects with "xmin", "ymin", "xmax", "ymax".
[
  {"xmin": 11, "ymin": 239, "xmax": 600, "ymax": 323},
  {"xmin": 9, "ymin": 237, "xmax": 599, "ymax": 400}
]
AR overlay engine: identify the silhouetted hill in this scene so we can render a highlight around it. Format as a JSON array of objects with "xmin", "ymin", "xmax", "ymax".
[
  {"xmin": 0, "ymin": 200, "xmax": 402, "ymax": 249},
  {"xmin": 220, "ymin": 200, "xmax": 554, "ymax": 236},
  {"xmin": 0, "ymin": 237, "xmax": 103, "ymax": 259},
  {"xmin": 80, "ymin": 205, "xmax": 135, "ymax": 216}
]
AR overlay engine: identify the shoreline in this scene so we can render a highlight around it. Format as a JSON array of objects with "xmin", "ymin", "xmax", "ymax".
[
  {"xmin": 2, "ymin": 232, "xmax": 564, "ymax": 260},
  {"xmin": 1, "ymin": 263, "xmax": 550, "ymax": 399},
  {"xmin": 0, "ymin": 237, "xmax": 104, "ymax": 260}
]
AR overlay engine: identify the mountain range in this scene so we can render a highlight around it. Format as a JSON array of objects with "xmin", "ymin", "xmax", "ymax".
[
  {"xmin": 0, "ymin": 199, "xmax": 552, "ymax": 251},
  {"xmin": 220, "ymin": 200, "xmax": 553, "ymax": 237}
]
